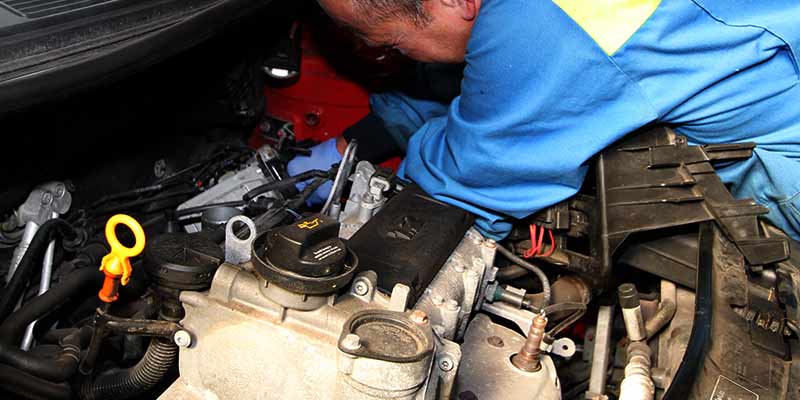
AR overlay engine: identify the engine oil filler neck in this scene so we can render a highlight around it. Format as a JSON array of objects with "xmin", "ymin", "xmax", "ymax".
[{"xmin": 252, "ymin": 214, "xmax": 358, "ymax": 307}]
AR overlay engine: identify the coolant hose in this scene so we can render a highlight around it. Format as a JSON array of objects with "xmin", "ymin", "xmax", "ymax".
[
  {"xmin": 80, "ymin": 337, "xmax": 178, "ymax": 400},
  {"xmin": 0, "ymin": 219, "xmax": 78, "ymax": 321},
  {"xmin": 496, "ymin": 244, "xmax": 551, "ymax": 306},
  {"xmin": 0, "ymin": 267, "xmax": 100, "ymax": 381},
  {"xmin": 0, "ymin": 364, "xmax": 72, "ymax": 400}
]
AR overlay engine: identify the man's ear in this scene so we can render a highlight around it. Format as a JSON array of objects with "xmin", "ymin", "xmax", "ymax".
[{"xmin": 439, "ymin": 0, "xmax": 479, "ymax": 21}]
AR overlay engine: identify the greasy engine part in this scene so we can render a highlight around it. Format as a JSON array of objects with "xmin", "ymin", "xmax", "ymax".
[
  {"xmin": 454, "ymin": 314, "xmax": 561, "ymax": 400},
  {"xmin": 413, "ymin": 229, "xmax": 494, "ymax": 341},
  {"xmin": 163, "ymin": 265, "xmax": 440, "ymax": 399},
  {"xmin": 160, "ymin": 205, "xmax": 518, "ymax": 399},
  {"xmin": 176, "ymin": 145, "xmax": 284, "ymax": 233},
  {"xmin": 348, "ymin": 183, "xmax": 475, "ymax": 303}
]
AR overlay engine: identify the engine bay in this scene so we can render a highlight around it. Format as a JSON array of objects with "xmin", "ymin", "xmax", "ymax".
[{"xmin": 1, "ymin": 10, "xmax": 800, "ymax": 400}]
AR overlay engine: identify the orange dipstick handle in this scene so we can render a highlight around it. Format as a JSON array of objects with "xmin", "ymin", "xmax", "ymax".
[{"xmin": 98, "ymin": 215, "xmax": 146, "ymax": 303}]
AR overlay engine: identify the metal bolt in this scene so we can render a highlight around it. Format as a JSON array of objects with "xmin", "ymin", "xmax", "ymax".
[
  {"xmin": 53, "ymin": 183, "xmax": 66, "ymax": 198},
  {"xmin": 341, "ymin": 334, "xmax": 361, "ymax": 351},
  {"xmin": 174, "ymin": 330, "xmax": 192, "ymax": 348},
  {"xmin": 438, "ymin": 356, "xmax": 455, "ymax": 372},
  {"xmin": 353, "ymin": 280, "xmax": 369, "ymax": 296},
  {"xmin": 410, "ymin": 310, "xmax": 429, "ymax": 325},
  {"xmin": 432, "ymin": 295, "xmax": 445, "ymax": 305},
  {"xmin": 446, "ymin": 300, "xmax": 460, "ymax": 312},
  {"xmin": 41, "ymin": 192, "xmax": 53, "ymax": 205},
  {"xmin": 485, "ymin": 239, "xmax": 497, "ymax": 249},
  {"xmin": 153, "ymin": 159, "xmax": 167, "ymax": 179}
]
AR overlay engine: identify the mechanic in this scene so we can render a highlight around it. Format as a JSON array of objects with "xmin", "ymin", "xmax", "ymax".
[{"xmin": 289, "ymin": 0, "xmax": 800, "ymax": 241}]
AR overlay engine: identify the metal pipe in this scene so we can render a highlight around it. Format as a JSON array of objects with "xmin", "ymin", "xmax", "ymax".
[
  {"xmin": 618, "ymin": 283, "xmax": 647, "ymax": 342},
  {"xmin": 21, "ymin": 212, "xmax": 59, "ymax": 350},
  {"xmin": 587, "ymin": 305, "xmax": 614, "ymax": 398},
  {"xmin": 7, "ymin": 221, "xmax": 39, "ymax": 282},
  {"xmin": 645, "ymin": 281, "xmax": 677, "ymax": 340},
  {"xmin": 619, "ymin": 342, "xmax": 655, "ymax": 400}
]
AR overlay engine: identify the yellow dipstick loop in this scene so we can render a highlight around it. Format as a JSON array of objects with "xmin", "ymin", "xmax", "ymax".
[{"xmin": 98, "ymin": 215, "xmax": 146, "ymax": 302}]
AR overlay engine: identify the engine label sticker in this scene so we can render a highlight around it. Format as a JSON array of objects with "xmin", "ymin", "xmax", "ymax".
[{"xmin": 710, "ymin": 375, "xmax": 759, "ymax": 400}]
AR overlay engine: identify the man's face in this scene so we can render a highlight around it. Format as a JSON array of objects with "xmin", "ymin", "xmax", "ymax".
[{"xmin": 318, "ymin": 0, "xmax": 478, "ymax": 63}]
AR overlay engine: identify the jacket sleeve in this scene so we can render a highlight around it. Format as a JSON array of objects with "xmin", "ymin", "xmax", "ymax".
[{"xmin": 399, "ymin": 0, "xmax": 659, "ymax": 239}]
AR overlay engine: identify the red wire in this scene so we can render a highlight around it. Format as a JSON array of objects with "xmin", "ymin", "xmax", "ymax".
[
  {"xmin": 524, "ymin": 225, "xmax": 557, "ymax": 258},
  {"xmin": 524, "ymin": 224, "xmax": 546, "ymax": 258},
  {"xmin": 524, "ymin": 224, "xmax": 539, "ymax": 258},
  {"xmin": 540, "ymin": 229, "xmax": 556, "ymax": 258}
]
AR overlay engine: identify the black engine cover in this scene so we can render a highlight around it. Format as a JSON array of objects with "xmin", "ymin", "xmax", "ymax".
[{"xmin": 348, "ymin": 184, "xmax": 474, "ymax": 303}]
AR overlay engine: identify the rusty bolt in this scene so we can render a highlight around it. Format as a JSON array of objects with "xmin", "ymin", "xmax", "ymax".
[{"xmin": 410, "ymin": 310, "xmax": 429, "ymax": 325}]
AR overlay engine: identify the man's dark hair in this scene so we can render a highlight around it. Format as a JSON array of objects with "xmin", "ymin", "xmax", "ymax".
[{"xmin": 351, "ymin": 0, "xmax": 431, "ymax": 26}]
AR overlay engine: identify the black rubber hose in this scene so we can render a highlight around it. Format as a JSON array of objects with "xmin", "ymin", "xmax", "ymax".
[
  {"xmin": 0, "ymin": 219, "xmax": 78, "ymax": 321},
  {"xmin": 496, "ymin": 244, "xmax": 552, "ymax": 306},
  {"xmin": 495, "ymin": 264, "xmax": 530, "ymax": 281},
  {"xmin": 0, "ymin": 267, "xmax": 100, "ymax": 381},
  {"xmin": 0, "ymin": 364, "xmax": 72, "ymax": 400},
  {"xmin": 80, "ymin": 338, "xmax": 178, "ymax": 400},
  {"xmin": 242, "ymin": 169, "xmax": 329, "ymax": 201}
]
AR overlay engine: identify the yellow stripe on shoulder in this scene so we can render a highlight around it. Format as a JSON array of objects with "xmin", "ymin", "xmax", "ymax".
[{"xmin": 551, "ymin": 0, "xmax": 661, "ymax": 55}]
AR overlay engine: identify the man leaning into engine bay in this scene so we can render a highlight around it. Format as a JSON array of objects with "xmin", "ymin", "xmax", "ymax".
[{"xmin": 288, "ymin": 0, "xmax": 800, "ymax": 242}]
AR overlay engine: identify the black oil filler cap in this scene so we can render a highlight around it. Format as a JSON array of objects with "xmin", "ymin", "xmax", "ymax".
[
  {"xmin": 253, "ymin": 214, "xmax": 358, "ymax": 295},
  {"xmin": 265, "ymin": 214, "xmax": 348, "ymax": 277}
]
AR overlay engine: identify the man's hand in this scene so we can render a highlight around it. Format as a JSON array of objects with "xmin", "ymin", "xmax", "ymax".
[{"xmin": 287, "ymin": 138, "xmax": 345, "ymax": 206}]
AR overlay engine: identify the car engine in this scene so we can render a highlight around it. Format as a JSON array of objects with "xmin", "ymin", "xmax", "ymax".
[{"xmin": 1, "ymin": 14, "xmax": 799, "ymax": 400}]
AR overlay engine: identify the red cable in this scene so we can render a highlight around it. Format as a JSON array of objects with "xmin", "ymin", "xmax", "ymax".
[{"xmin": 540, "ymin": 229, "xmax": 556, "ymax": 258}]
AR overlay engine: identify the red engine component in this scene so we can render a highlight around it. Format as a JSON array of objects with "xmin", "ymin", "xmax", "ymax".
[
  {"xmin": 250, "ymin": 24, "xmax": 402, "ymax": 170},
  {"xmin": 256, "ymin": 27, "xmax": 371, "ymax": 144}
]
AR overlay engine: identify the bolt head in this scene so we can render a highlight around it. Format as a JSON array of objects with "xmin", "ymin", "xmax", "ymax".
[
  {"xmin": 353, "ymin": 280, "xmax": 370, "ymax": 296},
  {"xmin": 41, "ymin": 192, "xmax": 53, "ymax": 205},
  {"xmin": 341, "ymin": 333, "xmax": 361, "ymax": 351},
  {"xmin": 432, "ymin": 295, "xmax": 445, "ymax": 305},
  {"xmin": 409, "ymin": 310, "xmax": 429, "ymax": 325},
  {"xmin": 438, "ymin": 357, "xmax": 455, "ymax": 372},
  {"xmin": 53, "ymin": 184, "xmax": 66, "ymax": 197},
  {"xmin": 445, "ymin": 300, "xmax": 460, "ymax": 312},
  {"xmin": 485, "ymin": 239, "xmax": 497, "ymax": 249},
  {"xmin": 174, "ymin": 330, "xmax": 192, "ymax": 348}
]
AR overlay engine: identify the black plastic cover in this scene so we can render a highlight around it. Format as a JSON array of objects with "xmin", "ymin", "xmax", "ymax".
[
  {"xmin": 144, "ymin": 233, "xmax": 223, "ymax": 290},
  {"xmin": 348, "ymin": 184, "xmax": 474, "ymax": 302}
]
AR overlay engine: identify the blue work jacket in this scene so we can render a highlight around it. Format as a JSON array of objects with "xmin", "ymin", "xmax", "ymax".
[{"xmin": 374, "ymin": 0, "xmax": 800, "ymax": 241}]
